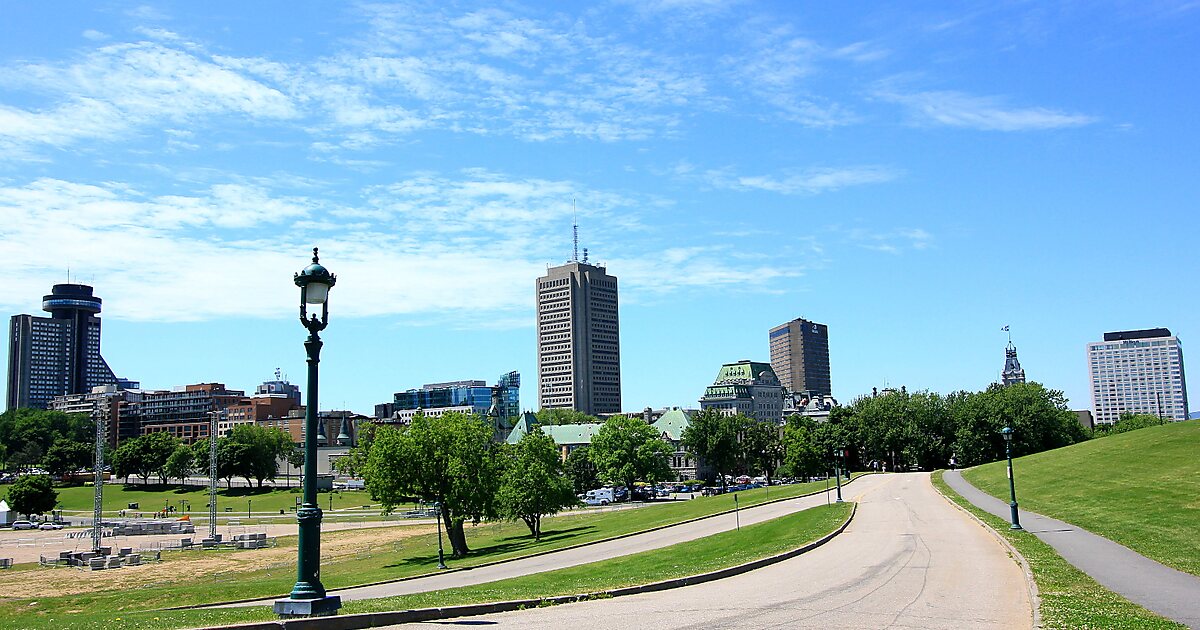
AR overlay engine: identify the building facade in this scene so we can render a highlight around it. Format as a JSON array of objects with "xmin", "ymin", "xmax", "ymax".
[
  {"xmin": 768, "ymin": 318, "xmax": 831, "ymax": 398},
  {"xmin": 1087, "ymin": 328, "xmax": 1188, "ymax": 425},
  {"xmin": 1002, "ymin": 341, "xmax": 1026, "ymax": 386},
  {"xmin": 698, "ymin": 360, "xmax": 785, "ymax": 424},
  {"xmin": 137, "ymin": 383, "xmax": 245, "ymax": 443},
  {"xmin": 7, "ymin": 284, "xmax": 128, "ymax": 410},
  {"xmin": 536, "ymin": 261, "xmax": 621, "ymax": 415},
  {"xmin": 48, "ymin": 384, "xmax": 144, "ymax": 447},
  {"xmin": 374, "ymin": 372, "xmax": 520, "ymax": 441}
]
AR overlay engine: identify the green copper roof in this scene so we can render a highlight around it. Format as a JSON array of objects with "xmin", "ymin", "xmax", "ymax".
[
  {"xmin": 506, "ymin": 412, "xmax": 538, "ymax": 444},
  {"xmin": 651, "ymin": 408, "xmax": 692, "ymax": 441},
  {"xmin": 542, "ymin": 423, "xmax": 603, "ymax": 445},
  {"xmin": 713, "ymin": 360, "xmax": 777, "ymax": 385}
]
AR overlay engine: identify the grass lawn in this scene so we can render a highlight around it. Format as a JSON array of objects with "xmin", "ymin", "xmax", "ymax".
[
  {"xmin": 1, "ymin": 475, "xmax": 867, "ymax": 629},
  {"xmin": 933, "ymin": 471, "xmax": 1183, "ymax": 629},
  {"xmin": 4, "ymin": 483, "xmax": 380, "ymax": 516},
  {"xmin": 38, "ymin": 503, "xmax": 856, "ymax": 629},
  {"xmin": 962, "ymin": 419, "xmax": 1200, "ymax": 577}
]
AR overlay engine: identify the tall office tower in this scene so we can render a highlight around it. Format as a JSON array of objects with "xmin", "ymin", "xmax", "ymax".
[
  {"xmin": 1087, "ymin": 328, "xmax": 1188, "ymax": 425},
  {"xmin": 768, "ymin": 318, "xmax": 831, "ymax": 397},
  {"xmin": 536, "ymin": 260, "xmax": 621, "ymax": 415},
  {"xmin": 8, "ymin": 284, "xmax": 119, "ymax": 410}
]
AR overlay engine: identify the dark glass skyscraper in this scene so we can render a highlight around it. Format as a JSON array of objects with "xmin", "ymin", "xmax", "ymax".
[
  {"xmin": 768, "ymin": 317, "xmax": 831, "ymax": 398},
  {"xmin": 7, "ymin": 284, "xmax": 119, "ymax": 410}
]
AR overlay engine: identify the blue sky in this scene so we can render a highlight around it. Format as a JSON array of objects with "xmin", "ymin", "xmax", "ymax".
[{"xmin": 1, "ymin": 1, "xmax": 1196, "ymax": 416}]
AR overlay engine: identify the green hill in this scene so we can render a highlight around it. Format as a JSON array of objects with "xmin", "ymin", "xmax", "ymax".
[{"xmin": 962, "ymin": 419, "xmax": 1200, "ymax": 577}]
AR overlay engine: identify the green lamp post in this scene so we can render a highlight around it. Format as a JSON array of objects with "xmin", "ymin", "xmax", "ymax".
[
  {"xmin": 833, "ymin": 448, "xmax": 844, "ymax": 503},
  {"xmin": 1001, "ymin": 426, "xmax": 1023, "ymax": 531},
  {"xmin": 274, "ymin": 248, "xmax": 342, "ymax": 618}
]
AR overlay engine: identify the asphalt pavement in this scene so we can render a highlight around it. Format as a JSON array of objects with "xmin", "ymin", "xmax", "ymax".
[
  {"xmin": 944, "ymin": 470, "xmax": 1200, "ymax": 629},
  {"xmin": 390, "ymin": 473, "xmax": 1033, "ymax": 629},
  {"xmin": 222, "ymin": 480, "xmax": 868, "ymax": 607}
]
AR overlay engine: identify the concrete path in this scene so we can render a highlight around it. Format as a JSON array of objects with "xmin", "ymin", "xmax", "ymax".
[
  {"xmin": 944, "ymin": 470, "xmax": 1200, "ymax": 629},
  {"xmin": 224, "ymin": 479, "xmax": 875, "ymax": 607},
  {"xmin": 392, "ymin": 473, "xmax": 1032, "ymax": 630}
]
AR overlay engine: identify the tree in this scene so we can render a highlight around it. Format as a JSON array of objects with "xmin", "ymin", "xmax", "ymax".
[
  {"xmin": 6, "ymin": 474, "xmax": 57, "ymax": 517},
  {"xmin": 112, "ymin": 433, "xmax": 179, "ymax": 484},
  {"xmin": 164, "ymin": 444, "xmax": 195, "ymax": 484},
  {"xmin": 42, "ymin": 438, "xmax": 93, "ymax": 479},
  {"xmin": 1102, "ymin": 413, "xmax": 1163, "ymax": 436},
  {"xmin": 681, "ymin": 409, "xmax": 739, "ymax": 486},
  {"xmin": 589, "ymin": 415, "xmax": 674, "ymax": 494},
  {"xmin": 363, "ymin": 412, "xmax": 501, "ymax": 558},
  {"xmin": 226, "ymin": 424, "xmax": 294, "ymax": 488},
  {"xmin": 741, "ymin": 420, "xmax": 783, "ymax": 483},
  {"xmin": 564, "ymin": 446, "xmax": 599, "ymax": 494},
  {"xmin": 332, "ymin": 422, "xmax": 374, "ymax": 478},
  {"xmin": 533, "ymin": 408, "xmax": 601, "ymax": 426},
  {"xmin": 0, "ymin": 408, "xmax": 93, "ymax": 470},
  {"xmin": 496, "ymin": 428, "xmax": 579, "ymax": 539},
  {"xmin": 783, "ymin": 415, "xmax": 823, "ymax": 481}
]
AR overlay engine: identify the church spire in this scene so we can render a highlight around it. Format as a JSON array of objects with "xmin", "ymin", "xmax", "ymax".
[{"xmin": 1002, "ymin": 335, "xmax": 1026, "ymax": 386}]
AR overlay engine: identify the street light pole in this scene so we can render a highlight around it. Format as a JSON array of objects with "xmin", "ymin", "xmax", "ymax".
[
  {"xmin": 434, "ymin": 501, "xmax": 447, "ymax": 569},
  {"xmin": 1001, "ymin": 426, "xmax": 1022, "ymax": 530},
  {"xmin": 833, "ymin": 449, "xmax": 844, "ymax": 503},
  {"xmin": 275, "ymin": 248, "xmax": 341, "ymax": 618}
]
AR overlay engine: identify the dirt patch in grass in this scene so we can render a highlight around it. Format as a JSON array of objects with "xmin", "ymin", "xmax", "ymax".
[{"xmin": 0, "ymin": 523, "xmax": 435, "ymax": 600}]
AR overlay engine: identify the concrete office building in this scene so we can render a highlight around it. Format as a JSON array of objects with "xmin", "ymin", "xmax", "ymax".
[
  {"xmin": 699, "ymin": 360, "xmax": 785, "ymax": 424},
  {"xmin": 536, "ymin": 259, "xmax": 621, "ymax": 415},
  {"xmin": 7, "ymin": 283, "xmax": 132, "ymax": 410},
  {"xmin": 1087, "ymin": 328, "xmax": 1188, "ymax": 425},
  {"xmin": 768, "ymin": 318, "xmax": 831, "ymax": 398}
]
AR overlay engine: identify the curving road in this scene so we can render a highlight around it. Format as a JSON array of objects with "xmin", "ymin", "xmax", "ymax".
[{"xmin": 398, "ymin": 473, "xmax": 1033, "ymax": 629}]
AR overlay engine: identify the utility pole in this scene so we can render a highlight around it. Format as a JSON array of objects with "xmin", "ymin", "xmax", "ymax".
[
  {"xmin": 209, "ymin": 410, "xmax": 218, "ymax": 540},
  {"xmin": 92, "ymin": 409, "xmax": 104, "ymax": 553}
]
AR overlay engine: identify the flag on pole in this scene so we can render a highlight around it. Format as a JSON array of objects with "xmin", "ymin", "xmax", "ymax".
[{"xmin": 1001, "ymin": 325, "xmax": 1010, "ymax": 332}]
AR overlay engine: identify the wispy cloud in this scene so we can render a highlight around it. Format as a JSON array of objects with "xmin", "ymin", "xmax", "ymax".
[
  {"xmin": 840, "ymin": 226, "xmax": 934, "ymax": 254},
  {"xmin": 0, "ymin": 170, "xmax": 797, "ymax": 324},
  {"xmin": 878, "ymin": 88, "xmax": 1097, "ymax": 131},
  {"xmin": 700, "ymin": 165, "xmax": 900, "ymax": 194}
]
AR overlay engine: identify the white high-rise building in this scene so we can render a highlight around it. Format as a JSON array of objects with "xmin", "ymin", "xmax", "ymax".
[
  {"xmin": 535, "ymin": 260, "xmax": 621, "ymax": 415},
  {"xmin": 1087, "ymin": 328, "xmax": 1188, "ymax": 425}
]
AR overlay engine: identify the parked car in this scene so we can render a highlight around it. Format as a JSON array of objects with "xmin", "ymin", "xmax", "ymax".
[
  {"xmin": 39, "ymin": 522, "xmax": 64, "ymax": 530},
  {"xmin": 11, "ymin": 520, "xmax": 34, "ymax": 530}
]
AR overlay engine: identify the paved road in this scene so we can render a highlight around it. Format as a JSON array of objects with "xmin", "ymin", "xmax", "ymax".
[
  {"xmin": 394, "ymin": 473, "xmax": 1032, "ymax": 629},
  {"xmin": 224, "ymin": 481, "xmax": 868, "ymax": 607},
  {"xmin": 945, "ymin": 470, "xmax": 1200, "ymax": 629}
]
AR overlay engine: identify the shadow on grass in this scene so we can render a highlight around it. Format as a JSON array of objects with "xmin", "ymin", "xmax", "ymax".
[{"xmin": 382, "ymin": 525, "xmax": 598, "ymax": 569}]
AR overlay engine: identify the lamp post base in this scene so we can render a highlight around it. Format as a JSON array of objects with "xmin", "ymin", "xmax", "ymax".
[{"xmin": 273, "ymin": 595, "xmax": 342, "ymax": 618}]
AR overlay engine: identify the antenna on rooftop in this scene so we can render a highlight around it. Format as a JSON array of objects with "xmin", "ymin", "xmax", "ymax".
[{"xmin": 572, "ymin": 198, "xmax": 579, "ymax": 262}]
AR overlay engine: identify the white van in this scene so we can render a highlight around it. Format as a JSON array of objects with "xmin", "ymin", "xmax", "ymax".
[{"xmin": 583, "ymin": 488, "xmax": 614, "ymax": 506}]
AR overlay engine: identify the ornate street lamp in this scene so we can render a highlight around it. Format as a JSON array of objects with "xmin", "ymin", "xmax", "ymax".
[
  {"xmin": 275, "ymin": 248, "xmax": 341, "ymax": 618},
  {"xmin": 833, "ymin": 448, "xmax": 844, "ymax": 503},
  {"xmin": 1001, "ymin": 426, "xmax": 1023, "ymax": 530}
]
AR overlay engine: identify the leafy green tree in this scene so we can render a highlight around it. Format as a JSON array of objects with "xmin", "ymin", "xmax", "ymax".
[
  {"xmin": 332, "ymin": 423, "xmax": 375, "ymax": 478},
  {"xmin": 42, "ymin": 438, "xmax": 93, "ymax": 479},
  {"xmin": 741, "ymin": 420, "xmax": 783, "ymax": 483},
  {"xmin": 497, "ymin": 428, "xmax": 579, "ymax": 539},
  {"xmin": 0, "ymin": 408, "xmax": 93, "ymax": 469},
  {"xmin": 226, "ymin": 424, "xmax": 294, "ymax": 488},
  {"xmin": 6, "ymin": 474, "xmax": 57, "ymax": 517},
  {"xmin": 164, "ymin": 444, "xmax": 195, "ymax": 484},
  {"xmin": 681, "ymin": 409, "xmax": 739, "ymax": 486},
  {"xmin": 112, "ymin": 433, "xmax": 179, "ymax": 484},
  {"xmin": 590, "ymin": 415, "xmax": 674, "ymax": 494},
  {"xmin": 783, "ymin": 415, "xmax": 824, "ymax": 481},
  {"xmin": 1104, "ymin": 413, "xmax": 1164, "ymax": 435},
  {"xmin": 533, "ymin": 408, "xmax": 601, "ymax": 425},
  {"xmin": 563, "ymin": 446, "xmax": 599, "ymax": 494},
  {"xmin": 363, "ymin": 412, "xmax": 501, "ymax": 558},
  {"xmin": 191, "ymin": 437, "xmax": 238, "ymax": 488}
]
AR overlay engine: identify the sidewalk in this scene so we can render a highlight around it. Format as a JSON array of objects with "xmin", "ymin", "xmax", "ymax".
[{"xmin": 944, "ymin": 470, "xmax": 1200, "ymax": 629}]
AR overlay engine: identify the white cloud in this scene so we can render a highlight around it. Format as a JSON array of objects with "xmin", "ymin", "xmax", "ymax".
[
  {"xmin": 842, "ymin": 226, "xmax": 934, "ymax": 254},
  {"xmin": 879, "ymin": 89, "xmax": 1097, "ymax": 131},
  {"xmin": 702, "ymin": 165, "xmax": 899, "ymax": 194}
]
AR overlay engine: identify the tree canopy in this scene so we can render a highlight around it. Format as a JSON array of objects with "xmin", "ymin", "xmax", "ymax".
[
  {"xmin": 533, "ymin": 408, "xmax": 601, "ymax": 425},
  {"xmin": 496, "ymin": 428, "xmax": 578, "ymax": 539},
  {"xmin": 589, "ymin": 415, "xmax": 674, "ymax": 492},
  {"xmin": 6, "ymin": 474, "xmax": 58, "ymax": 516},
  {"xmin": 363, "ymin": 412, "xmax": 501, "ymax": 558},
  {"xmin": 563, "ymin": 445, "xmax": 599, "ymax": 494},
  {"xmin": 112, "ymin": 432, "xmax": 180, "ymax": 484}
]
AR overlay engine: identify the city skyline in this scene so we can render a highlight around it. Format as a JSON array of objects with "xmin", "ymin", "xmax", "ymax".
[{"xmin": 0, "ymin": 3, "xmax": 1196, "ymax": 416}]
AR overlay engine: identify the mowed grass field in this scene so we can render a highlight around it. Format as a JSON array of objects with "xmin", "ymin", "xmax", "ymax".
[
  {"xmin": 2, "ymin": 475, "xmax": 869, "ymax": 628},
  {"xmin": 963, "ymin": 419, "xmax": 1200, "ymax": 577}
]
